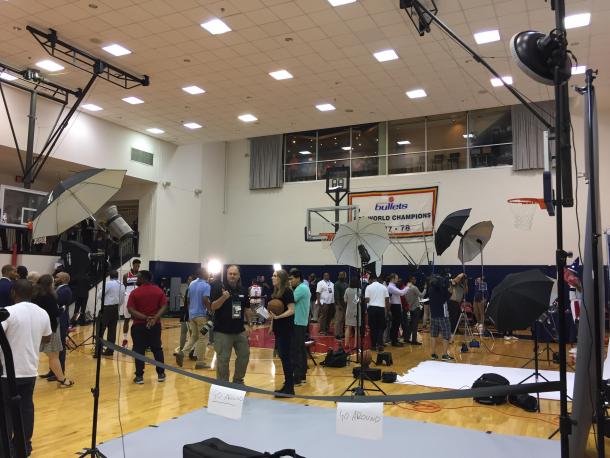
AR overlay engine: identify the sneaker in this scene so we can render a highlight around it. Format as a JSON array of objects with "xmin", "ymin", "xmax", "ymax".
[
  {"xmin": 157, "ymin": 373, "xmax": 166, "ymax": 383},
  {"xmin": 410, "ymin": 341, "xmax": 422, "ymax": 346},
  {"xmin": 441, "ymin": 354, "xmax": 455, "ymax": 361},
  {"xmin": 175, "ymin": 351, "xmax": 184, "ymax": 367},
  {"xmin": 391, "ymin": 342, "xmax": 404, "ymax": 347},
  {"xmin": 431, "ymin": 353, "xmax": 439, "ymax": 360},
  {"xmin": 194, "ymin": 362, "xmax": 210, "ymax": 369},
  {"xmin": 294, "ymin": 379, "xmax": 305, "ymax": 386},
  {"xmin": 39, "ymin": 371, "xmax": 53, "ymax": 379},
  {"xmin": 133, "ymin": 376, "xmax": 144, "ymax": 385},
  {"xmin": 47, "ymin": 375, "xmax": 57, "ymax": 382},
  {"xmin": 504, "ymin": 336, "xmax": 512, "ymax": 341},
  {"xmin": 510, "ymin": 335, "xmax": 519, "ymax": 341}
]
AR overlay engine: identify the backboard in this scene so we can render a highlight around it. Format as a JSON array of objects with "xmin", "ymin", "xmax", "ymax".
[
  {"xmin": 0, "ymin": 185, "xmax": 47, "ymax": 227},
  {"xmin": 305, "ymin": 205, "xmax": 359, "ymax": 241}
]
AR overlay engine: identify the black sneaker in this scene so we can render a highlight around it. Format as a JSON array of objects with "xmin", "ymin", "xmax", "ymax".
[
  {"xmin": 47, "ymin": 375, "xmax": 57, "ymax": 382},
  {"xmin": 391, "ymin": 342, "xmax": 404, "ymax": 347},
  {"xmin": 133, "ymin": 376, "xmax": 144, "ymax": 385},
  {"xmin": 39, "ymin": 371, "xmax": 52, "ymax": 379},
  {"xmin": 157, "ymin": 373, "xmax": 166, "ymax": 383},
  {"xmin": 175, "ymin": 352, "xmax": 184, "ymax": 367},
  {"xmin": 431, "ymin": 353, "xmax": 439, "ymax": 360},
  {"xmin": 441, "ymin": 354, "xmax": 455, "ymax": 361},
  {"xmin": 411, "ymin": 341, "xmax": 422, "ymax": 346}
]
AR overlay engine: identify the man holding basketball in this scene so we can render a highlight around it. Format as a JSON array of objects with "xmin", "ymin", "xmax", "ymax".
[{"xmin": 210, "ymin": 265, "xmax": 251, "ymax": 384}]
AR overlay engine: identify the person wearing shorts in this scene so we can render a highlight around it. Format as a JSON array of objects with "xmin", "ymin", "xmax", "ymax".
[{"xmin": 427, "ymin": 275, "xmax": 454, "ymax": 361}]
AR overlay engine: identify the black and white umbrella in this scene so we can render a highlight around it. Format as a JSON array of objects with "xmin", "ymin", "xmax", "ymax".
[
  {"xmin": 330, "ymin": 218, "xmax": 390, "ymax": 268},
  {"xmin": 458, "ymin": 221, "xmax": 494, "ymax": 263},
  {"xmin": 32, "ymin": 169, "xmax": 127, "ymax": 238}
]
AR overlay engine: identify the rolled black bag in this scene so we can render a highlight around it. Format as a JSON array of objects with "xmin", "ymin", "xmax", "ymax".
[
  {"xmin": 472, "ymin": 373, "xmax": 509, "ymax": 405},
  {"xmin": 381, "ymin": 371, "xmax": 397, "ymax": 383},
  {"xmin": 184, "ymin": 438, "xmax": 305, "ymax": 458},
  {"xmin": 509, "ymin": 393, "xmax": 538, "ymax": 412}
]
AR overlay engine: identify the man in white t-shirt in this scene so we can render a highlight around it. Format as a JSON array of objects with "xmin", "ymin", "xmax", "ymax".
[
  {"xmin": 0, "ymin": 279, "xmax": 52, "ymax": 457},
  {"xmin": 364, "ymin": 272, "xmax": 389, "ymax": 352},
  {"xmin": 315, "ymin": 273, "xmax": 335, "ymax": 336}
]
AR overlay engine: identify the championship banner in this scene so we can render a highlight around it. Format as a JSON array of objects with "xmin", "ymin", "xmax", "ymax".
[{"xmin": 348, "ymin": 187, "xmax": 438, "ymax": 238}]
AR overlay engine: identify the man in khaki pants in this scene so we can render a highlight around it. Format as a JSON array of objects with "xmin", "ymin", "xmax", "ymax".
[{"xmin": 176, "ymin": 268, "xmax": 211, "ymax": 369}]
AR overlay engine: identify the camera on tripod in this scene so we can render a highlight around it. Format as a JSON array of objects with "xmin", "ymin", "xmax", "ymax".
[{"xmin": 200, "ymin": 320, "xmax": 214, "ymax": 336}]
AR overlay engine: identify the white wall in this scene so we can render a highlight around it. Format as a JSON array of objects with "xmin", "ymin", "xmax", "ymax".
[
  {"xmin": 219, "ymin": 101, "xmax": 610, "ymax": 267},
  {"xmin": 0, "ymin": 253, "xmax": 59, "ymax": 275}
]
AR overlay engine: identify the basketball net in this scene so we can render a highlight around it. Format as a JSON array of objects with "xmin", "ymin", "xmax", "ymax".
[
  {"xmin": 508, "ymin": 198, "xmax": 545, "ymax": 231},
  {"xmin": 320, "ymin": 232, "xmax": 335, "ymax": 250}
]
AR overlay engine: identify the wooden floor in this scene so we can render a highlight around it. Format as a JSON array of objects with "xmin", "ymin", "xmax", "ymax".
[{"xmin": 30, "ymin": 318, "xmax": 606, "ymax": 457}]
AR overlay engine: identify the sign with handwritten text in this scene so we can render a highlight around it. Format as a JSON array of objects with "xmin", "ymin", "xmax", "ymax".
[
  {"xmin": 336, "ymin": 402, "xmax": 383, "ymax": 440},
  {"xmin": 208, "ymin": 384, "xmax": 246, "ymax": 420}
]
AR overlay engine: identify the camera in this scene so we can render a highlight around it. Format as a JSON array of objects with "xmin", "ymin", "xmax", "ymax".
[
  {"xmin": 429, "ymin": 273, "xmax": 450, "ymax": 290},
  {"xmin": 200, "ymin": 320, "xmax": 214, "ymax": 336}
]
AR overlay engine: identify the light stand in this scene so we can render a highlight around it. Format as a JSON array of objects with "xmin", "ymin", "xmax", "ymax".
[
  {"xmin": 0, "ymin": 310, "xmax": 27, "ymax": 458},
  {"xmin": 399, "ymin": 3, "xmax": 574, "ymax": 456},
  {"xmin": 519, "ymin": 320, "xmax": 550, "ymax": 412},
  {"xmin": 341, "ymin": 245, "xmax": 387, "ymax": 397}
]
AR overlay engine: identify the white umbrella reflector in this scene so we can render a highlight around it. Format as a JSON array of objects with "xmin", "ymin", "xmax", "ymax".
[
  {"xmin": 458, "ymin": 220, "xmax": 494, "ymax": 263},
  {"xmin": 330, "ymin": 218, "xmax": 390, "ymax": 268}
]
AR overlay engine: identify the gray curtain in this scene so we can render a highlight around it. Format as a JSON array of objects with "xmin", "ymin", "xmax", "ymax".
[
  {"xmin": 249, "ymin": 135, "xmax": 283, "ymax": 190},
  {"xmin": 511, "ymin": 100, "xmax": 555, "ymax": 170}
]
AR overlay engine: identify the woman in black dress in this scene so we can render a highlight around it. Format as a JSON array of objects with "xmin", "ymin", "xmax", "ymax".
[
  {"xmin": 269, "ymin": 269, "xmax": 296, "ymax": 395},
  {"xmin": 34, "ymin": 274, "xmax": 74, "ymax": 387}
]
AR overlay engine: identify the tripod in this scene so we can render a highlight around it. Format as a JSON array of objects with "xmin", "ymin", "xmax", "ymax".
[
  {"xmin": 451, "ymin": 303, "xmax": 479, "ymax": 353},
  {"xmin": 341, "ymin": 251, "xmax": 386, "ymax": 397},
  {"xmin": 519, "ymin": 323, "xmax": 549, "ymax": 412},
  {"xmin": 69, "ymin": 279, "xmax": 100, "ymax": 353}
]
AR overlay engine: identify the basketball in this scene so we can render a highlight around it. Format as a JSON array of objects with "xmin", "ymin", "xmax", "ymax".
[
  {"xmin": 267, "ymin": 298, "xmax": 285, "ymax": 315},
  {"xmin": 358, "ymin": 349, "xmax": 372, "ymax": 367}
]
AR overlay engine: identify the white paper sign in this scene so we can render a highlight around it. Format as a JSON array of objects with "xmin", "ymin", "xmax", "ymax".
[
  {"xmin": 207, "ymin": 384, "xmax": 246, "ymax": 420},
  {"xmin": 336, "ymin": 402, "xmax": 383, "ymax": 440}
]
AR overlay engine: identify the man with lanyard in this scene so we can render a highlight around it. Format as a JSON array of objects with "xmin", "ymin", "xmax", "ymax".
[
  {"xmin": 95, "ymin": 270, "xmax": 125, "ymax": 357},
  {"xmin": 127, "ymin": 270, "xmax": 168, "ymax": 384},
  {"xmin": 0, "ymin": 264, "xmax": 17, "ymax": 308},
  {"xmin": 315, "ymin": 272, "xmax": 334, "ymax": 336},
  {"xmin": 288, "ymin": 268, "xmax": 310, "ymax": 386},
  {"xmin": 176, "ymin": 268, "xmax": 211, "ymax": 369},
  {"xmin": 121, "ymin": 258, "xmax": 141, "ymax": 347},
  {"xmin": 210, "ymin": 265, "xmax": 251, "ymax": 384}
]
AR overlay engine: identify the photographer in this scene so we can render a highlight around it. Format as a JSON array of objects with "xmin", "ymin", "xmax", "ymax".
[
  {"xmin": 210, "ymin": 265, "xmax": 251, "ymax": 384},
  {"xmin": 448, "ymin": 272, "xmax": 468, "ymax": 332},
  {"xmin": 428, "ymin": 273, "xmax": 454, "ymax": 361},
  {"xmin": 127, "ymin": 270, "xmax": 167, "ymax": 385}
]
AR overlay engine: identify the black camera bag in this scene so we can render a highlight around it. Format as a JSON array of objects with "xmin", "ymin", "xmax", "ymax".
[
  {"xmin": 472, "ymin": 373, "xmax": 509, "ymax": 405},
  {"xmin": 184, "ymin": 438, "xmax": 304, "ymax": 458}
]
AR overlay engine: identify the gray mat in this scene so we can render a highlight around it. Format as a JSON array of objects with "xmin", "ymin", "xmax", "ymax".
[{"xmin": 97, "ymin": 397, "xmax": 559, "ymax": 457}]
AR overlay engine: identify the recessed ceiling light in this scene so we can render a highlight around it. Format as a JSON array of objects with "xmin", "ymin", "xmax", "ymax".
[
  {"xmin": 82, "ymin": 104, "xmax": 103, "ymax": 111},
  {"xmin": 0, "ymin": 72, "xmax": 17, "ymax": 81},
  {"xmin": 341, "ymin": 146, "xmax": 351, "ymax": 151},
  {"xmin": 269, "ymin": 70, "xmax": 293, "ymax": 80},
  {"xmin": 316, "ymin": 103, "xmax": 335, "ymax": 111},
  {"xmin": 406, "ymin": 89, "xmax": 427, "ymax": 99},
  {"xmin": 183, "ymin": 122, "xmax": 202, "ymax": 129},
  {"xmin": 201, "ymin": 18, "xmax": 231, "ymax": 35},
  {"xmin": 102, "ymin": 44, "xmax": 131, "ymax": 56},
  {"xmin": 328, "ymin": 0, "xmax": 356, "ymax": 6},
  {"xmin": 122, "ymin": 96, "xmax": 144, "ymax": 104},
  {"xmin": 463, "ymin": 133, "xmax": 474, "ymax": 138},
  {"xmin": 564, "ymin": 13, "xmax": 591, "ymax": 29},
  {"xmin": 147, "ymin": 128, "xmax": 164, "ymax": 134},
  {"xmin": 474, "ymin": 30, "xmax": 500, "ymax": 45},
  {"xmin": 299, "ymin": 150, "xmax": 312, "ymax": 155},
  {"xmin": 182, "ymin": 85, "xmax": 206, "ymax": 95},
  {"xmin": 373, "ymin": 49, "xmax": 399, "ymax": 62},
  {"xmin": 396, "ymin": 140, "xmax": 411, "ymax": 145},
  {"xmin": 571, "ymin": 65, "xmax": 586, "ymax": 75},
  {"xmin": 490, "ymin": 76, "xmax": 513, "ymax": 87},
  {"xmin": 238, "ymin": 114, "xmax": 258, "ymax": 122},
  {"xmin": 35, "ymin": 60, "xmax": 64, "ymax": 72}
]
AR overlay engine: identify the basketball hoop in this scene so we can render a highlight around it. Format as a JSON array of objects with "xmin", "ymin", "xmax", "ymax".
[
  {"xmin": 507, "ymin": 198, "xmax": 546, "ymax": 231},
  {"xmin": 320, "ymin": 232, "xmax": 335, "ymax": 250}
]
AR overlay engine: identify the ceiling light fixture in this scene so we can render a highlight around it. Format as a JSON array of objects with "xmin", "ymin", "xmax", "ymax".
[
  {"xmin": 102, "ymin": 44, "xmax": 131, "ymax": 56},
  {"xmin": 82, "ymin": 104, "xmax": 103, "ymax": 111},
  {"xmin": 122, "ymin": 96, "xmax": 144, "ymax": 104},
  {"xmin": 201, "ymin": 18, "xmax": 232, "ymax": 35},
  {"xmin": 396, "ymin": 140, "xmax": 411, "ymax": 145},
  {"xmin": 406, "ymin": 89, "xmax": 427, "ymax": 99},
  {"xmin": 269, "ymin": 70, "xmax": 293, "ymax": 80},
  {"xmin": 183, "ymin": 122, "xmax": 202, "ymax": 129},
  {"xmin": 463, "ymin": 133, "xmax": 474, "ymax": 138},
  {"xmin": 328, "ymin": 0, "xmax": 357, "ymax": 6},
  {"xmin": 341, "ymin": 146, "xmax": 351, "ymax": 151},
  {"xmin": 35, "ymin": 60, "xmax": 64, "ymax": 72},
  {"xmin": 299, "ymin": 150, "xmax": 312, "ymax": 155},
  {"xmin": 238, "ymin": 114, "xmax": 257, "ymax": 122},
  {"xmin": 316, "ymin": 103, "xmax": 335, "ymax": 111},
  {"xmin": 490, "ymin": 76, "xmax": 513, "ymax": 87},
  {"xmin": 147, "ymin": 128, "xmax": 164, "ymax": 134},
  {"xmin": 0, "ymin": 72, "xmax": 18, "ymax": 81},
  {"xmin": 474, "ymin": 30, "xmax": 500, "ymax": 45},
  {"xmin": 182, "ymin": 85, "xmax": 206, "ymax": 94},
  {"xmin": 373, "ymin": 49, "xmax": 399, "ymax": 62},
  {"xmin": 564, "ymin": 13, "xmax": 591, "ymax": 29}
]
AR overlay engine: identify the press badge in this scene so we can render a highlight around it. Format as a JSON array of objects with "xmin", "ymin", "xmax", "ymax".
[{"xmin": 232, "ymin": 298, "xmax": 242, "ymax": 319}]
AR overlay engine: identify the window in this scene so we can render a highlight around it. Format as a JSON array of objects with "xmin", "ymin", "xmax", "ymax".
[
  {"xmin": 388, "ymin": 152, "xmax": 425, "ymax": 174},
  {"xmin": 468, "ymin": 107, "xmax": 512, "ymax": 167},
  {"xmin": 388, "ymin": 118, "xmax": 426, "ymax": 155},
  {"xmin": 285, "ymin": 131, "xmax": 316, "ymax": 164},
  {"xmin": 317, "ymin": 127, "xmax": 350, "ymax": 161},
  {"xmin": 427, "ymin": 114, "xmax": 467, "ymax": 151}
]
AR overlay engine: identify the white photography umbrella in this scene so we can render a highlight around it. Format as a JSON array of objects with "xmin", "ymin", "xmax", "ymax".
[
  {"xmin": 330, "ymin": 218, "xmax": 390, "ymax": 268},
  {"xmin": 32, "ymin": 169, "xmax": 127, "ymax": 238}
]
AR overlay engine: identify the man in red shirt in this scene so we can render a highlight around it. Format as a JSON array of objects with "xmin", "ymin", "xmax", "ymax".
[{"xmin": 127, "ymin": 270, "xmax": 168, "ymax": 384}]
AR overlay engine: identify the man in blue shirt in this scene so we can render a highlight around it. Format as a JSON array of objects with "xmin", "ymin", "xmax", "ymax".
[
  {"xmin": 289, "ymin": 268, "xmax": 311, "ymax": 386},
  {"xmin": 0, "ymin": 264, "xmax": 17, "ymax": 308},
  {"xmin": 176, "ymin": 268, "xmax": 211, "ymax": 369}
]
